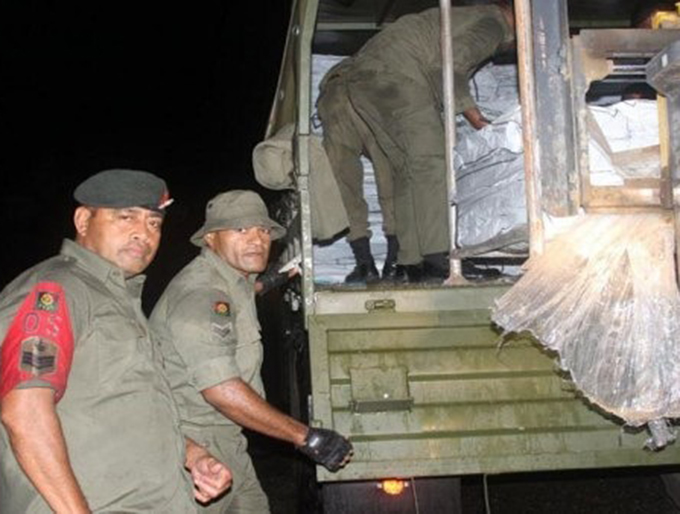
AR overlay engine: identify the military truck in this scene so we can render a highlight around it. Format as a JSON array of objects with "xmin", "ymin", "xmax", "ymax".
[{"xmin": 258, "ymin": 0, "xmax": 680, "ymax": 511}]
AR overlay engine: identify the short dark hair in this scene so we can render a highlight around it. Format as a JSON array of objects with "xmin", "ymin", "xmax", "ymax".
[{"xmin": 631, "ymin": 1, "xmax": 676, "ymax": 28}]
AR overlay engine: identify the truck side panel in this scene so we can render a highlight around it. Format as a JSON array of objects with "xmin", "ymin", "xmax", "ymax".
[{"xmin": 309, "ymin": 286, "xmax": 680, "ymax": 482}]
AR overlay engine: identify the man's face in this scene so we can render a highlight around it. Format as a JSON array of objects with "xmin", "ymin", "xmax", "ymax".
[
  {"xmin": 205, "ymin": 226, "xmax": 271, "ymax": 277},
  {"xmin": 74, "ymin": 206, "xmax": 163, "ymax": 277}
]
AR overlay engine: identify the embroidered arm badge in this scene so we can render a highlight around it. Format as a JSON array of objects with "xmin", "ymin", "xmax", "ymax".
[{"xmin": 0, "ymin": 282, "xmax": 75, "ymax": 402}]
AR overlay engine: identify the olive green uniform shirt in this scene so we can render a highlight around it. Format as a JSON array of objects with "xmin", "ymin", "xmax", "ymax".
[
  {"xmin": 151, "ymin": 248, "xmax": 264, "ymax": 430},
  {"xmin": 351, "ymin": 6, "xmax": 514, "ymax": 114},
  {"xmin": 0, "ymin": 240, "xmax": 196, "ymax": 513},
  {"xmin": 150, "ymin": 248, "xmax": 269, "ymax": 513}
]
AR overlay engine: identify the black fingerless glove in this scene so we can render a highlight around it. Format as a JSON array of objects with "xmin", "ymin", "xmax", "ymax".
[
  {"xmin": 298, "ymin": 427, "xmax": 353, "ymax": 472},
  {"xmin": 256, "ymin": 269, "xmax": 290, "ymax": 296}
]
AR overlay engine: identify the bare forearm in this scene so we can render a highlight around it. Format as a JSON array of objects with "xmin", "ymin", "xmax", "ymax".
[
  {"xmin": 203, "ymin": 379, "xmax": 308, "ymax": 446},
  {"xmin": 1, "ymin": 389, "xmax": 90, "ymax": 513}
]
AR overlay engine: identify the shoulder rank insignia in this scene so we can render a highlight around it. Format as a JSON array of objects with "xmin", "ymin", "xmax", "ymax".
[
  {"xmin": 213, "ymin": 301, "xmax": 231, "ymax": 317},
  {"xmin": 211, "ymin": 321, "xmax": 233, "ymax": 338},
  {"xmin": 20, "ymin": 337, "xmax": 57, "ymax": 376},
  {"xmin": 35, "ymin": 291, "xmax": 59, "ymax": 312}
]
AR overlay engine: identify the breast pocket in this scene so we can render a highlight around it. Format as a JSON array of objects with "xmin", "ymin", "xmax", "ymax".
[{"xmin": 91, "ymin": 303, "xmax": 151, "ymax": 391}]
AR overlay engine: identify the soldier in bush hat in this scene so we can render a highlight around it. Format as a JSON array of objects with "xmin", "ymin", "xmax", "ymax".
[
  {"xmin": 151, "ymin": 189, "xmax": 353, "ymax": 513},
  {"xmin": 189, "ymin": 189, "xmax": 286, "ymax": 246},
  {"xmin": 0, "ymin": 169, "xmax": 232, "ymax": 513}
]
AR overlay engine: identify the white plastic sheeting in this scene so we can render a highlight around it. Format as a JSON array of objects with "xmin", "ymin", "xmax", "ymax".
[
  {"xmin": 453, "ymin": 65, "xmax": 524, "ymax": 251},
  {"xmin": 493, "ymin": 213, "xmax": 680, "ymax": 448},
  {"xmin": 588, "ymin": 100, "xmax": 661, "ymax": 186}
]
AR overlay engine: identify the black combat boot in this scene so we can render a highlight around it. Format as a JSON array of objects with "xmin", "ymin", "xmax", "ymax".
[
  {"xmin": 461, "ymin": 260, "xmax": 502, "ymax": 279},
  {"xmin": 345, "ymin": 237, "xmax": 380, "ymax": 284},
  {"xmin": 422, "ymin": 252, "xmax": 450, "ymax": 281},
  {"xmin": 404, "ymin": 262, "xmax": 425, "ymax": 283},
  {"xmin": 381, "ymin": 235, "xmax": 406, "ymax": 283}
]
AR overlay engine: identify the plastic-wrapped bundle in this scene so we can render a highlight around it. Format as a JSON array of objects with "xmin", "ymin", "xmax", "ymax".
[
  {"xmin": 492, "ymin": 213, "xmax": 680, "ymax": 448},
  {"xmin": 455, "ymin": 107, "xmax": 526, "ymax": 251}
]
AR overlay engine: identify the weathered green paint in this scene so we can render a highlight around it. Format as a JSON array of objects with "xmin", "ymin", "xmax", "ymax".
[{"xmin": 309, "ymin": 285, "xmax": 680, "ymax": 482}]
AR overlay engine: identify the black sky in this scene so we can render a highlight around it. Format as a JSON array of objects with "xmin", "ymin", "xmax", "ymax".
[{"xmin": 0, "ymin": 1, "xmax": 292, "ymax": 304}]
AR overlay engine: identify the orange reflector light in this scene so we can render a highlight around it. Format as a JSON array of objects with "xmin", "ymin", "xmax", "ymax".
[{"xmin": 379, "ymin": 479, "xmax": 408, "ymax": 496}]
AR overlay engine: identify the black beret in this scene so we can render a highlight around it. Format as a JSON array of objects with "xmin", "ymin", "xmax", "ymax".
[{"xmin": 73, "ymin": 169, "xmax": 173, "ymax": 212}]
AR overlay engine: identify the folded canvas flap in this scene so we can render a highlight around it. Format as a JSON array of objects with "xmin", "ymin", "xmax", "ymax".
[{"xmin": 253, "ymin": 123, "xmax": 349, "ymax": 241}]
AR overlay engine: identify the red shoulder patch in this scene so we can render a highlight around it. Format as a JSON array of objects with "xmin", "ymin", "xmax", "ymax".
[{"xmin": 0, "ymin": 282, "xmax": 74, "ymax": 402}]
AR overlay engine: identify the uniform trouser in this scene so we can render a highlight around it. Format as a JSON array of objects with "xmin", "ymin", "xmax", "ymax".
[
  {"xmin": 1, "ymin": 434, "xmax": 197, "ymax": 514},
  {"xmin": 345, "ymin": 68, "xmax": 450, "ymax": 265},
  {"xmin": 10, "ymin": 482, "xmax": 197, "ymax": 514},
  {"xmin": 317, "ymin": 74, "xmax": 396, "ymax": 242},
  {"xmin": 186, "ymin": 427, "xmax": 270, "ymax": 514}
]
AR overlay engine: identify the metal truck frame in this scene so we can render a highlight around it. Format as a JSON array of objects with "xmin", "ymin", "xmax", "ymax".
[{"xmin": 261, "ymin": 0, "xmax": 680, "ymax": 508}]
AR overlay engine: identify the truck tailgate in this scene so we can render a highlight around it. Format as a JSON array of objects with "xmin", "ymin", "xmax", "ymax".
[{"xmin": 309, "ymin": 285, "xmax": 680, "ymax": 481}]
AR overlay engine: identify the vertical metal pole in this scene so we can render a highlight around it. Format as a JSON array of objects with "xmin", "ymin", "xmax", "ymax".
[
  {"xmin": 531, "ymin": 0, "xmax": 579, "ymax": 216},
  {"xmin": 651, "ymin": 10, "xmax": 680, "ymax": 284},
  {"xmin": 647, "ymin": 40, "xmax": 680, "ymax": 287},
  {"xmin": 439, "ymin": 0, "xmax": 465, "ymax": 282},
  {"xmin": 651, "ymin": 13, "xmax": 673, "ymax": 210},
  {"xmin": 297, "ymin": 0, "xmax": 319, "ymax": 320},
  {"xmin": 515, "ymin": 0, "xmax": 545, "ymax": 256}
]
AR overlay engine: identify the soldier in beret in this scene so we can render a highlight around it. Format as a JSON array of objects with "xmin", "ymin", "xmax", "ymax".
[
  {"xmin": 0, "ymin": 169, "xmax": 232, "ymax": 513},
  {"xmin": 151, "ymin": 190, "xmax": 353, "ymax": 513}
]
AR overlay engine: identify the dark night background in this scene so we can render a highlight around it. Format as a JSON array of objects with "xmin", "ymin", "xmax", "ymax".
[
  {"xmin": 3, "ymin": 2, "xmax": 680, "ymax": 512},
  {"xmin": 0, "ymin": 0, "xmax": 293, "ymax": 305}
]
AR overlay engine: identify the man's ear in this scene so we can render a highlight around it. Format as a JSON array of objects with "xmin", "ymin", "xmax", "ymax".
[
  {"xmin": 73, "ymin": 206, "xmax": 93, "ymax": 238},
  {"xmin": 204, "ymin": 232, "xmax": 215, "ymax": 250}
]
